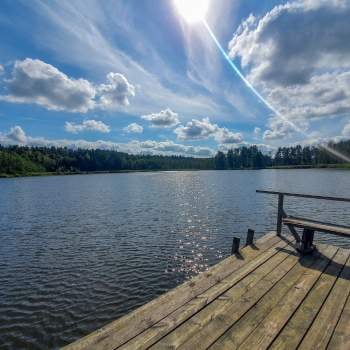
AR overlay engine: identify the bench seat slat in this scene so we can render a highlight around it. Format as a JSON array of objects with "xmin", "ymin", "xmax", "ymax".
[{"xmin": 283, "ymin": 217, "xmax": 350, "ymax": 237}]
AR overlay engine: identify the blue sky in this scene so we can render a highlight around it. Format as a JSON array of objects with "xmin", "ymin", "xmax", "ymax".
[{"xmin": 0, "ymin": 0, "xmax": 349, "ymax": 156}]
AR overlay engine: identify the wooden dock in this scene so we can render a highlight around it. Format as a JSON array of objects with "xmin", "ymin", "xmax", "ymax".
[{"xmin": 63, "ymin": 232, "xmax": 350, "ymax": 350}]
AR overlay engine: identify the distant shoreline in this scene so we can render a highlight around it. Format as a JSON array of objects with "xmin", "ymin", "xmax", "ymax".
[{"xmin": 1, "ymin": 163, "xmax": 349, "ymax": 179}]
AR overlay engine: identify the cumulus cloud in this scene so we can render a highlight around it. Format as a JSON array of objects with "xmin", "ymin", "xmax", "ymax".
[
  {"xmin": 97, "ymin": 72, "xmax": 135, "ymax": 109},
  {"xmin": 175, "ymin": 118, "xmax": 217, "ymax": 141},
  {"xmin": 215, "ymin": 127, "xmax": 243, "ymax": 144},
  {"xmin": 219, "ymin": 142, "xmax": 275, "ymax": 155},
  {"xmin": 123, "ymin": 123, "xmax": 143, "ymax": 134},
  {"xmin": 0, "ymin": 126, "xmax": 214, "ymax": 158},
  {"xmin": 135, "ymin": 140, "xmax": 213, "ymax": 157},
  {"xmin": 228, "ymin": 0, "xmax": 350, "ymax": 139},
  {"xmin": 6, "ymin": 126, "xmax": 27, "ymax": 143},
  {"xmin": 263, "ymin": 117, "xmax": 307, "ymax": 141},
  {"xmin": 0, "ymin": 58, "xmax": 135, "ymax": 113},
  {"xmin": 175, "ymin": 118, "xmax": 243, "ymax": 144},
  {"xmin": 64, "ymin": 120, "xmax": 110, "ymax": 134},
  {"xmin": 141, "ymin": 108, "xmax": 180, "ymax": 128},
  {"xmin": 253, "ymin": 127, "xmax": 261, "ymax": 139},
  {"xmin": 229, "ymin": 0, "xmax": 350, "ymax": 88},
  {"xmin": 343, "ymin": 123, "xmax": 350, "ymax": 138}
]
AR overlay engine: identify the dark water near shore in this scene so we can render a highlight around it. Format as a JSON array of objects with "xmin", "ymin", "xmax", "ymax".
[{"xmin": 0, "ymin": 169, "xmax": 349, "ymax": 349}]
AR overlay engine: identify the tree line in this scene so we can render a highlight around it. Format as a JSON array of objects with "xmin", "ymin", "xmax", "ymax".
[
  {"xmin": 0, "ymin": 139, "xmax": 349, "ymax": 176},
  {"xmin": 214, "ymin": 140, "xmax": 350, "ymax": 169}
]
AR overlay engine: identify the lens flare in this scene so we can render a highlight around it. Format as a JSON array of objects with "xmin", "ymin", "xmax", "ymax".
[
  {"xmin": 202, "ymin": 19, "xmax": 350, "ymax": 163},
  {"xmin": 174, "ymin": 0, "xmax": 209, "ymax": 23}
]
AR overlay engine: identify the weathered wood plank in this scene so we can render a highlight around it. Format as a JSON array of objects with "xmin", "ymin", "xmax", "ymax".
[
  {"xmin": 283, "ymin": 217, "xmax": 350, "ymax": 237},
  {"xmin": 256, "ymin": 190, "xmax": 350, "ymax": 203},
  {"xmin": 63, "ymin": 232, "xmax": 280, "ymax": 350},
  {"xmin": 150, "ymin": 242, "xmax": 297, "ymax": 350},
  {"xmin": 298, "ymin": 249, "xmax": 350, "ymax": 350},
  {"xmin": 209, "ymin": 245, "xmax": 342, "ymax": 350},
  {"xmin": 327, "ymin": 292, "xmax": 350, "ymax": 349},
  {"xmin": 269, "ymin": 249, "xmax": 349, "ymax": 350},
  {"xmin": 154, "ymin": 245, "xmax": 303, "ymax": 350},
  {"xmin": 119, "ymin": 236, "xmax": 292, "ymax": 350},
  {"xmin": 234, "ymin": 246, "xmax": 339, "ymax": 350}
]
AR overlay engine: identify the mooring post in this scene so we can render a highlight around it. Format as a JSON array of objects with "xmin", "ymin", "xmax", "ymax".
[
  {"xmin": 277, "ymin": 193, "xmax": 284, "ymax": 236},
  {"xmin": 246, "ymin": 229, "xmax": 255, "ymax": 246},
  {"xmin": 299, "ymin": 228, "xmax": 315, "ymax": 255},
  {"xmin": 231, "ymin": 237, "xmax": 240, "ymax": 255}
]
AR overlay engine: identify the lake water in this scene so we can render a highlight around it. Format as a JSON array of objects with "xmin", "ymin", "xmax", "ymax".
[{"xmin": 0, "ymin": 169, "xmax": 349, "ymax": 349}]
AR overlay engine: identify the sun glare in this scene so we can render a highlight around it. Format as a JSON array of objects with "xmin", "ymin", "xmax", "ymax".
[{"xmin": 174, "ymin": 0, "xmax": 209, "ymax": 23}]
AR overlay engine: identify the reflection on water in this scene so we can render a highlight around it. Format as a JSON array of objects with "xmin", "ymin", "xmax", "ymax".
[{"xmin": 0, "ymin": 169, "xmax": 349, "ymax": 349}]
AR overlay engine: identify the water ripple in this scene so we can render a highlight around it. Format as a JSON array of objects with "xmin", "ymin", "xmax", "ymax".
[{"xmin": 0, "ymin": 170, "xmax": 349, "ymax": 349}]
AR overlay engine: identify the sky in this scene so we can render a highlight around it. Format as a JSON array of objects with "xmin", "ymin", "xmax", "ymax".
[{"xmin": 0, "ymin": 0, "xmax": 349, "ymax": 157}]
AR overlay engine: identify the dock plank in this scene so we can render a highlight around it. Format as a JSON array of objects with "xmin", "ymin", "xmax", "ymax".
[
  {"xmin": 156, "ymin": 244, "xmax": 302, "ymax": 349},
  {"xmin": 62, "ymin": 234, "xmax": 350, "ymax": 350},
  {"xmin": 298, "ymin": 249, "xmax": 350, "ymax": 350},
  {"xmin": 209, "ymin": 245, "xmax": 342, "ymax": 350},
  {"xmin": 63, "ymin": 232, "xmax": 280, "ymax": 350},
  {"xmin": 269, "ymin": 249, "xmax": 349, "ymax": 350},
  {"xmin": 119, "ymin": 236, "xmax": 292, "ymax": 350},
  {"xmin": 327, "ymin": 292, "xmax": 350, "ymax": 349},
  {"xmin": 151, "ymin": 241, "xmax": 297, "ymax": 350},
  {"xmin": 236, "ymin": 245, "xmax": 339, "ymax": 350}
]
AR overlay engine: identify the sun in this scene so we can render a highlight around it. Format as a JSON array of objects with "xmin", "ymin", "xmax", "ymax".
[{"xmin": 173, "ymin": 0, "xmax": 210, "ymax": 24}]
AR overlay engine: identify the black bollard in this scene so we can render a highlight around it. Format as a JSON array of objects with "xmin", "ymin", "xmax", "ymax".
[
  {"xmin": 245, "ymin": 229, "xmax": 255, "ymax": 246},
  {"xmin": 231, "ymin": 237, "xmax": 240, "ymax": 255}
]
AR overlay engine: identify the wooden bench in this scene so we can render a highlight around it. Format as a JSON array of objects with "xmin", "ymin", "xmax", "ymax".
[{"xmin": 257, "ymin": 190, "xmax": 350, "ymax": 254}]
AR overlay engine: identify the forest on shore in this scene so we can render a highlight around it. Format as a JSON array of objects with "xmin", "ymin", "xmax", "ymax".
[{"xmin": 0, "ymin": 139, "xmax": 349, "ymax": 177}]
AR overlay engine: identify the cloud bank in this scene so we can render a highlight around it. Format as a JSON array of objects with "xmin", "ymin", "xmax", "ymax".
[
  {"xmin": 175, "ymin": 118, "xmax": 243, "ymax": 144},
  {"xmin": 229, "ymin": 0, "xmax": 350, "ymax": 140},
  {"xmin": 0, "ymin": 126, "xmax": 214, "ymax": 158},
  {"xmin": 0, "ymin": 59, "xmax": 135, "ymax": 113},
  {"xmin": 64, "ymin": 120, "xmax": 111, "ymax": 134}
]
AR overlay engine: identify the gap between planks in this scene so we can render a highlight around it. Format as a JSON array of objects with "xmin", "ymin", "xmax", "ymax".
[{"xmin": 63, "ymin": 232, "xmax": 288, "ymax": 350}]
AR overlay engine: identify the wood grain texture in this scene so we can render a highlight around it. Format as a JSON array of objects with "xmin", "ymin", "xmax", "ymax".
[
  {"xmin": 63, "ymin": 234, "xmax": 350, "ymax": 350},
  {"xmin": 63, "ymin": 232, "xmax": 280, "ymax": 350}
]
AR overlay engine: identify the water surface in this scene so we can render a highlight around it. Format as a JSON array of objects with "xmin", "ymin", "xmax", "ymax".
[{"xmin": 0, "ymin": 170, "xmax": 349, "ymax": 349}]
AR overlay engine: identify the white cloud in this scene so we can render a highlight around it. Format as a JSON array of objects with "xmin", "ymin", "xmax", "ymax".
[
  {"xmin": 263, "ymin": 118, "xmax": 305, "ymax": 141},
  {"xmin": 228, "ymin": 0, "xmax": 350, "ymax": 140},
  {"xmin": 1, "ymin": 59, "xmax": 96, "ymax": 113},
  {"xmin": 229, "ymin": 1, "xmax": 350, "ymax": 89},
  {"xmin": 0, "ymin": 126, "xmax": 214, "ymax": 158},
  {"xmin": 97, "ymin": 72, "xmax": 135, "ymax": 109},
  {"xmin": 123, "ymin": 123, "xmax": 143, "ymax": 134},
  {"xmin": 25, "ymin": 1, "xmax": 229, "ymax": 119},
  {"xmin": 64, "ymin": 120, "xmax": 110, "ymax": 134},
  {"xmin": 215, "ymin": 127, "xmax": 243, "ymax": 144},
  {"xmin": 141, "ymin": 108, "xmax": 180, "ymax": 128},
  {"xmin": 0, "ymin": 64, "xmax": 4, "ymax": 75},
  {"xmin": 6, "ymin": 126, "xmax": 27, "ymax": 143},
  {"xmin": 175, "ymin": 118, "xmax": 242, "ymax": 144},
  {"xmin": 343, "ymin": 123, "xmax": 350, "ymax": 138},
  {"xmin": 253, "ymin": 127, "xmax": 261, "ymax": 139},
  {"xmin": 0, "ymin": 58, "xmax": 135, "ymax": 113},
  {"xmin": 135, "ymin": 140, "xmax": 214, "ymax": 157},
  {"xmin": 219, "ymin": 142, "xmax": 275, "ymax": 155}
]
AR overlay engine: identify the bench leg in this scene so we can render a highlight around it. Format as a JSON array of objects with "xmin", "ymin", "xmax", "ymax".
[{"xmin": 298, "ymin": 229, "xmax": 315, "ymax": 255}]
